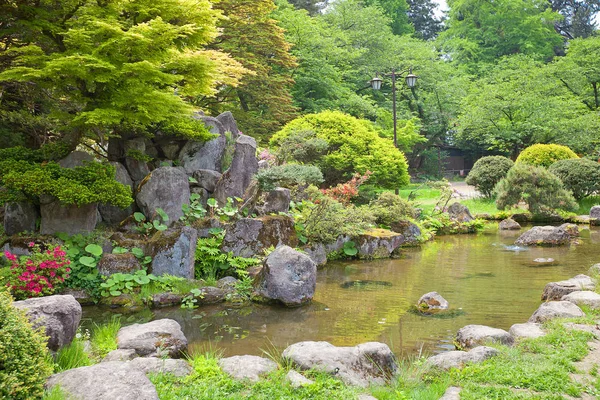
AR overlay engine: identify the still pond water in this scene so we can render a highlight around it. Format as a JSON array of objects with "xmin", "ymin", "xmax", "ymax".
[{"xmin": 82, "ymin": 226, "xmax": 600, "ymax": 358}]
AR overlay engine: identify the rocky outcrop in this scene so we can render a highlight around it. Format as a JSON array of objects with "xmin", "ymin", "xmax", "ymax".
[
  {"xmin": 99, "ymin": 162, "xmax": 135, "ymax": 225},
  {"xmin": 514, "ymin": 225, "xmax": 572, "ymax": 246},
  {"xmin": 529, "ymin": 301, "xmax": 585, "ymax": 323},
  {"xmin": 447, "ymin": 202, "xmax": 474, "ymax": 223},
  {"xmin": 40, "ymin": 195, "xmax": 98, "ymax": 235},
  {"xmin": 221, "ymin": 216, "xmax": 297, "ymax": 258},
  {"xmin": 389, "ymin": 220, "xmax": 421, "ymax": 246},
  {"xmin": 46, "ymin": 361, "xmax": 159, "ymax": 400},
  {"xmin": 147, "ymin": 226, "xmax": 197, "ymax": 279},
  {"xmin": 541, "ymin": 274, "xmax": 595, "ymax": 301},
  {"xmin": 179, "ymin": 135, "xmax": 226, "ymax": 174},
  {"xmin": 416, "ymin": 292, "xmax": 449, "ymax": 313},
  {"xmin": 254, "ymin": 245, "xmax": 317, "ymax": 307},
  {"xmin": 3, "ymin": 201, "xmax": 39, "ymax": 235},
  {"xmin": 214, "ymin": 135, "xmax": 258, "ymax": 205},
  {"xmin": 499, "ymin": 218, "xmax": 521, "ymax": 230},
  {"xmin": 590, "ymin": 205, "xmax": 600, "ymax": 219},
  {"xmin": 192, "ymin": 169, "xmax": 222, "ymax": 193},
  {"xmin": 58, "ymin": 151, "xmax": 95, "ymax": 168},
  {"xmin": 216, "ymin": 111, "xmax": 240, "ymax": 140},
  {"xmin": 116, "ymin": 319, "xmax": 187, "ymax": 358},
  {"xmin": 455, "ymin": 324, "xmax": 513, "ymax": 349},
  {"xmin": 426, "ymin": 346, "xmax": 499, "ymax": 370},
  {"xmin": 124, "ymin": 138, "xmax": 151, "ymax": 182},
  {"xmin": 97, "ymin": 253, "xmax": 141, "ymax": 276},
  {"xmin": 261, "ymin": 188, "xmax": 291, "ymax": 214},
  {"xmin": 561, "ymin": 291, "xmax": 600, "ymax": 309},
  {"xmin": 13, "ymin": 294, "xmax": 82, "ymax": 351},
  {"xmin": 129, "ymin": 357, "xmax": 192, "ymax": 377},
  {"xmin": 356, "ymin": 229, "xmax": 404, "ymax": 259},
  {"xmin": 509, "ymin": 323, "xmax": 546, "ymax": 339},
  {"xmin": 218, "ymin": 355, "xmax": 277, "ymax": 382},
  {"xmin": 282, "ymin": 341, "xmax": 397, "ymax": 387},
  {"xmin": 136, "ymin": 167, "xmax": 190, "ymax": 225}
]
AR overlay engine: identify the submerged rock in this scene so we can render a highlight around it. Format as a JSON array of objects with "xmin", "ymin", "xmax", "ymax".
[
  {"xmin": 499, "ymin": 218, "xmax": 521, "ymax": 230},
  {"xmin": 541, "ymin": 274, "xmax": 595, "ymax": 301},
  {"xmin": 218, "ymin": 355, "xmax": 277, "ymax": 382},
  {"xmin": 13, "ymin": 294, "xmax": 82, "ymax": 352},
  {"xmin": 509, "ymin": 323, "xmax": 546, "ymax": 339},
  {"xmin": 117, "ymin": 319, "xmax": 187, "ymax": 358},
  {"xmin": 561, "ymin": 291, "xmax": 600, "ymax": 309},
  {"xmin": 514, "ymin": 226, "xmax": 572, "ymax": 246},
  {"xmin": 426, "ymin": 346, "xmax": 499, "ymax": 370},
  {"xmin": 529, "ymin": 301, "xmax": 585, "ymax": 323},
  {"xmin": 254, "ymin": 245, "xmax": 316, "ymax": 307},
  {"xmin": 416, "ymin": 292, "xmax": 449, "ymax": 313},
  {"xmin": 282, "ymin": 341, "xmax": 397, "ymax": 387},
  {"xmin": 46, "ymin": 361, "xmax": 159, "ymax": 400},
  {"xmin": 455, "ymin": 324, "xmax": 513, "ymax": 349}
]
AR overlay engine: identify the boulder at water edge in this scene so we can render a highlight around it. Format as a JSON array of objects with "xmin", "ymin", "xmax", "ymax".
[
  {"xmin": 214, "ymin": 135, "xmax": 259, "ymax": 205},
  {"xmin": 389, "ymin": 220, "xmax": 421, "ymax": 246},
  {"xmin": 590, "ymin": 205, "xmax": 600, "ymax": 219},
  {"xmin": 46, "ymin": 361, "xmax": 159, "ymax": 400},
  {"xmin": 117, "ymin": 319, "xmax": 187, "ymax": 358},
  {"xmin": 147, "ymin": 226, "xmax": 197, "ymax": 279},
  {"xmin": 218, "ymin": 355, "xmax": 278, "ymax": 382},
  {"xmin": 426, "ymin": 346, "xmax": 499, "ymax": 371},
  {"xmin": 447, "ymin": 202, "xmax": 474, "ymax": 223},
  {"xmin": 509, "ymin": 323, "xmax": 546, "ymax": 339},
  {"xmin": 529, "ymin": 301, "xmax": 585, "ymax": 323},
  {"xmin": 541, "ymin": 274, "xmax": 595, "ymax": 301},
  {"xmin": 514, "ymin": 226, "xmax": 572, "ymax": 246},
  {"xmin": 254, "ymin": 245, "xmax": 316, "ymax": 307},
  {"xmin": 282, "ymin": 341, "xmax": 397, "ymax": 387},
  {"xmin": 356, "ymin": 229, "xmax": 405, "ymax": 259},
  {"xmin": 221, "ymin": 216, "xmax": 297, "ymax": 258},
  {"xmin": 3, "ymin": 201, "xmax": 39, "ymax": 235},
  {"xmin": 455, "ymin": 324, "xmax": 513, "ymax": 349},
  {"xmin": 416, "ymin": 292, "xmax": 449, "ymax": 313},
  {"xmin": 561, "ymin": 291, "xmax": 600, "ymax": 309},
  {"xmin": 499, "ymin": 218, "xmax": 521, "ymax": 230},
  {"xmin": 136, "ymin": 167, "xmax": 190, "ymax": 225},
  {"xmin": 13, "ymin": 294, "xmax": 82, "ymax": 351}
]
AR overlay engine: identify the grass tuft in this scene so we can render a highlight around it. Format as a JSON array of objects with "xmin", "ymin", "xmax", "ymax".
[{"xmin": 90, "ymin": 316, "xmax": 121, "ymax": 360}]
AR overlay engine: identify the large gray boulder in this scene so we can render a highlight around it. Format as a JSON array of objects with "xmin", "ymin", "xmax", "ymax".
[
  {"xmin": 179, "ymin": 116, "xmax": 226, "ymax": 173},
  {"xmin": 99, "ymin": 162, "xmax": 135, "ymax": 225},
  {"xmin": 218, "ymin": 355, "xmax": 277, "ymax": 382},
  {"xmin": 136, "ymin": 167, "xmax": 190, "ymax": 225},
  {"xmin": 254, "ymin": 245, "xmax": 317, "ymax": 307},
  {"xmin": 515, "ymin": 226, "xmax": 572, "ymax": 246},
  {"xmin": 303, "ymin": 243, "xmax": 328, "ymax": 267},
  {"xmin": 389, "ymin": 220, "xmax": 421, "ymax": 246},
  {"xmin": 192, "ymin": 169, "xmax": 222, "ymax": 192},
  {"xmin": 124, "ymin": 138, "xmax": 151, "ymax": 182},
  {"xmin": 541, "ymin": 274, "xmax": 595, "ymax": 301},
  {"xmin": 46, "ymin": 361, "xmax": 159, "ymax": 400},
  {"xmin": 147, "ymin": 226, "xmax": 197, "ymax": 279},
  {"xmin": 447, "ymin": 202, "xmax": 474, "ymax": 223},
  {"xmin": 509, "ymin": 323, "xmax": 546, "ymax": 339},
  {"xmin": 58, "ymin": 151, "xmax": 95, "ymax": 168},
  {"xmin": 426, "ymin": 346, "xmax": 499, "ymax": 370},
  {"xmin": 590, "ymin": 205, "xmax": 600, "ymax": 219},
  {"xmin": 129, "ymin": 357, "xmax": 192, "ymax": 377},
  {"xmin": 455, "ymin": 325, "xmax": 513, "ymax": 349},
  {"xmin": 499, "ymin": 218, "xmax": 521, "ymax": 230},
  {"xmin": 282, "ymin": 341, "xmax": 397, "ymax": 387},
  {"xmin": 561, "ymin": 291, "xmax": 600, "ymax": 309},
  {"xmin": 222, "ymin": 216, "xmax": 297, "ymax": 258},
  {"xmin": 262, "ymin": 188, "xmax": 291, "ymax": 214},
  {"xmin": 117, "ymin": 319, "xmax": 188, "ymax": 358},
  {"xmin": 416, "ymin": 292, "xmax": 449, "ymax": 313},
  {"xmin": 3, "ymin": 201, "xmax": 39, "ymax": 235},
  {"xmin": 529, "ymin": 301, "xmax": 585, "ymax": 323},
  {"xmin": 214, "ymin": 135, "xmax": 258, "ymax": 205},
  {"xmin": 356, "ymin": 229, "xmax": 405, "ymax": 259},
  {"xmin": 216, "ymin": 111, "xmax": 240, "ymax": 141},
  {"xmin": 40, "ymin": 195, "xmax": 98, "ymax": 235},
  {"xmin": 13, "ymin": 294, "xmax": 82, "ymax": 351}
]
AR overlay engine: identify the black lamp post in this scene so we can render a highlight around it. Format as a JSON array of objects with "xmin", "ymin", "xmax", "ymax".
[{"xmin": 370, "ymin": 68, "xmax": 418, "ymax": 194}]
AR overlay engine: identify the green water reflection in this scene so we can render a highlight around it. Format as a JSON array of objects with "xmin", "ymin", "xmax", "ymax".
[{"xmin": 81, "ymin": 226, "xmax": 600, "ymax": 358}]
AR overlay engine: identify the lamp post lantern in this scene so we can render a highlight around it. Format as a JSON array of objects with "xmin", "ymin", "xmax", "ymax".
[{"xmin": 370, "ymin": 68, "xmax": 418, "ymax": 194}]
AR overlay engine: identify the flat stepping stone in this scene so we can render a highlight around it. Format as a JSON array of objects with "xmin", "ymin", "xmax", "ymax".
[
  {"xmin": 426, "ymin": 346, "xmax": 499, "ymax": 370},
  {"xmin": 542, "ymin": 275, "xmax": 595, "ymax": 301},
  {"xmin": 286, "ymin": 370, "xmax": 314, "ymax": 387},
  {"xmin": 218, "ymin": 355, "xmax": 277, "ymax": 382},
  {"xmin": 529, "ymin": 301, "xmax": 585, "ymax": 323},
  {"xmin": 439, "ymin": 386, "xmax": 461, "ymax": 400},
  {"xmin": 129, "ymin": 358, "xmax": 192, "ymax": 377},
  {"xmin": 456, "ymin": 324, "xmax": 513, "ymax": 349},
  {"xmin": 562, "ymin": 291, "xmax": 600, "ymax": 309},
  {"xmin": 117, "ymin": 319, "xmax": 187, "ymax": 358},
  {"xmin": 509, "ymin": 323, "xmax": 546, "ymax": 339}
]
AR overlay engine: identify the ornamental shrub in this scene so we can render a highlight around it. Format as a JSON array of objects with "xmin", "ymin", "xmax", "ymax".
[
  {"xmin": 495, "ymin": 164, "xmax": 577, "ymax": 214},
  {"xmin": 276, "ymin": 129, "xmax": 329, "ymax": 164},
  {"xmin": 549, "ymin": 158, "xmax": 600, "ymax": 200},
  {"xmin": 321, "ymin": 171, "xmax": 372, "ymax": 205},
  {"xmin": 369, "ymin": 192, "xmax": 416, "ymax": 227},
  {"xmin": 515, "ymin": 144, "xmax": 578, "ymax": 168},
  {"xmin": 257, "ymin": 164, "xmax": 324, "ymax": 191},
  {"xmin": 0, "ymin": 290, "xmax": 53, "ymax": 399},
  {"xmin": 4, "ymin": 243, "xmax": 71, "ymax": 300},
  {"xmin": 270, "ymin": 111, "xmax": 410, "ymax": 189},
  {"xmin": 465, "ymin": 156, "xmax": 514, "ymax": 198}
]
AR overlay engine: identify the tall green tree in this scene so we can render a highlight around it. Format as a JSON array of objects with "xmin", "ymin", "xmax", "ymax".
[
  {"xmin": 364, "ymin": 0, "xmax": 414, "ymax": 35},
  {"xmin": 205, "ymin": 0, "xmax": 298, "ymax": 142},
  {"xmin": 288, "ymin": 0, "xmax": 329, "ymax": 14},
  {"xmin": 407, "ymin": 0, "xmax": 445, "ymax": 40},
  {"xmin": 0, "ymin": 0, "xmax": 244, "ymax": 152},
  {"xmin": 549, "ymin": 0, "xmax": 600, "ymax": 39}
]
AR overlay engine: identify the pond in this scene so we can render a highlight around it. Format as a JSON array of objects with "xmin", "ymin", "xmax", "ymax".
[{"xmin": 82, "ymin": 226, "xmax": 600, "ymax": 359}]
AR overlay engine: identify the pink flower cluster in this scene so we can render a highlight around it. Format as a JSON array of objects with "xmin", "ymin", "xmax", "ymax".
[{"xmin": 5, "ymin": 243, "xmax": 71, "ymax": 299}]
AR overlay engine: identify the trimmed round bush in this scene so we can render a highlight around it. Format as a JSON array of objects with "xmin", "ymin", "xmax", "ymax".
[
  {"xmin": 549, "ymin": 158, "xmax": 600, "ymax": 200},
  {"xmin": 369, "ymin": 192, "xmax": 415, "ymax": 226},
  {"xmin": 465, "ymin": 156, "xmax": 514, "ymax": 198},
  {"xmin": 0, "ymin": 290, "xmax": 53, "ymax": 399},
  {"xmin": 496, "ymin": 164, "xmax": 577, "ymax": 214},
  {"xmin": 515, "ymin": 144, "xmax": 578, "ymax": 168},
  {"xmin": 270, "ymin": 111, "xmax": 410, "ymax": 189}
]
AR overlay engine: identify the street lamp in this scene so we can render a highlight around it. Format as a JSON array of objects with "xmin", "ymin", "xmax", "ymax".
[{"xmin": 370, "ymin": 68, "xmax": 418, "ymax": 194}]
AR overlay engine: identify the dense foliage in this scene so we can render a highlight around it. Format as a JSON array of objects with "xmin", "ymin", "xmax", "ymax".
[
  {"xmin": 548, "ymin": 158, "xmax": 600, "ymax": 199},
  {"xmin": 0, "ymin": 290, "xmax": 53, "ymax": 399},
  {"xmin": 256, "ymin": 164, "xmax": 324, "ymax": 191},
  {"xmin": 271, "ymin": 111, "xmax": 410, "ymax": 189},
  {"xmin": 495, "ymin": 164, "xmax": 578, "ymax": 214},
  {"xmin": 465, "ymin": 156, "xmax": 514, "ymax": 198},
  {"xmin": 369, "ymin": 192, "xmax": 415, "ymax": 227},
  {"xmin": 515, "ymin": 144, "xmax": 579, "ymax": 168}
]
